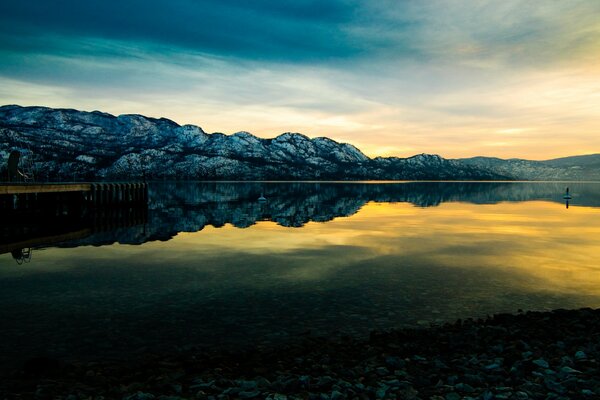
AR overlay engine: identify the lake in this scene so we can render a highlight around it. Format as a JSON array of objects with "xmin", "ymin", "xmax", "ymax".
[{"xmin": 1, "ymin": 181, "xmax": 600, "ymax": 371}]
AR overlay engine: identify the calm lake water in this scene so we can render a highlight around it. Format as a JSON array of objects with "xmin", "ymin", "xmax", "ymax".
[{"xmin": 1, "ymin": 181, "xmax": 600, "ymax": 369}]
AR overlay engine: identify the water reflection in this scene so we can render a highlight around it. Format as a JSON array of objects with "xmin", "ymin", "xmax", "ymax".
[
  {"xmin": 11, "ymin": 248, "xmax": 32, "ymax": 264},
  {"xmin": 0, "ymin": 182, "xmax": 600, "ymax": 371},
  {"xmin": 2, "ymin": 181, "xmax": 598, "ymax": 254},
  {"xmin": 65, "ymin": 181, "xmax": 600, "ymax": 244}
]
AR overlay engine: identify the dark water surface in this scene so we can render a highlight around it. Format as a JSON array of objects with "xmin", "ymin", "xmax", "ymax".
[{"xmin": 1, "ymin": 181, "xmax": 600, "ymax": 370}]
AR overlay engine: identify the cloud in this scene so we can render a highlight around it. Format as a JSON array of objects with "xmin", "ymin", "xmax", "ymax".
[
  {"xmin": 0, "ymin": 0, "xmax": 367, "ymax": 62},
  {"xmin": 2, "ymin": 1, "xmax": 599, "ymax": 66},
  {"xmin": 0, "ymin": 1, "xmax": 599, "ymax": 159}
]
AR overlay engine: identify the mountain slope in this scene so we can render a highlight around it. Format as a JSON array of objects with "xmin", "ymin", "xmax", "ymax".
[
  {"xmin": 459, "ymin": 155, "xmax": 600, "ymax": 181},
  {"xmin": 0, "ymin": 105, "xmax": 502, "ymax": 180},
  {"xmin": 542, "ymin": 154, "xmax": 600, "ymax": 167}
]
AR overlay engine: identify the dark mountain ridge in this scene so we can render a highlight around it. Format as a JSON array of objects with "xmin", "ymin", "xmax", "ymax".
[{"xmin": 1, "ymin": 104, "xmax": 598, "ymax": 180}]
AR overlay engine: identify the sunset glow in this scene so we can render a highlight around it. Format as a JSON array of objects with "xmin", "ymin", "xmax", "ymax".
[{"xmin": 1, "ymin": 1, "xmax": 599, "ymax": 159}]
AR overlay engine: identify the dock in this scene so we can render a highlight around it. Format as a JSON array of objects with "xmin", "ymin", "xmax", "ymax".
[
  {"xmin": 1, "ymin": 182, "xmax": 150, "ymax": 259},
  {"xmin": 0, "ymin": 183, "xmax": 92, "ymax": 195},
  {"xmin": 0, "ymin": 182, "xmax": 148, "ymax": 207}
]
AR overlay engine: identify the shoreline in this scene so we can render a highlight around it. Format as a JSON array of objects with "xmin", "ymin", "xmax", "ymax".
[{"xmin": 2, "ymin": 308, "xmax": 599, "ymax": 399}]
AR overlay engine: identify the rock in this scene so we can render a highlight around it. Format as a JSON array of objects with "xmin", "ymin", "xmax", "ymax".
[
  {"xmin": 190, "ymin": 381, "xmax": 215, "ymax": 391},
  {"xmin": 6, "ymin": 307, "xmax": 600, "ymax": 400},
  {"xmin": 455, "ymin": 382, "xmax": 475, "ymax": 393},
  {"xmin": 337, "ymin": 380, "xmax": 352, "ymax": 389},
  {"xmin": 237, "ymin": 380, "xmax": 258, "ymax": 390},
  {"xmin": 376, "ymin": 385, "xmax": 388, "ymax": 398},
  {"xmin": 385, "ymin": 356, "xmax": 405, "ymax": 368},
  {"xmin": 123, "ymin": 392, "xmax": 156, "ymax": 400},
  {"xmin": 330, "ymin": 390, "xmax": 343, "ymax": 400},
  {"xmin": 543, "ymin": 379, "xmax": 565, "ymax": 393},
  {"xmin": 533, "ymin": 359, "xmax": 550, "ymax": 368},
  {"xmin": 484, "ymin": 363, "xmax": 502, "ymax": 370},
  {"xmin": 317, "ymin": 376, "xmax": 335, "ymax": 388},
  {"xmin": 254, "ymin": 377, "xmax": 271, "ymax": 387},
  {"xmin": 384, "ymin": 379, "xmax": 401, "ymax": 387},
  {"xmin": 482, "ymin": 391, "xmax": 494, "ymax": 400},
  {"xmin": 396, "ymin": 387, "xmax": 419, "ymax": 400},
  {"xmin": 171, "ymin": 384, "xmax": 182, "ymax": 394},
  {"xmin": 298, "ymin": 375, "xmax": 310, "ymax": 387},
  {"xmin": 238, "ymin": 390, "xmax": 261, "ymax": 399},
  {"xmin": 560, "ymin": 366, "xmax": 581, "ymax": 374},
  {"xmin": 462, "ymin": 374, "xmax": 484, "ymax": 386}
]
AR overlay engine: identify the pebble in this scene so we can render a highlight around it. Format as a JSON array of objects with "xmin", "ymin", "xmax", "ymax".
[
  {"xmin": 455, "ymin": 382, "xmax": 475, "ymax": 393},
  {"xmin": 238, "ymin": 390, "xmax": 261, "ymax": 399},
  {"xmin": 445, "ymin": 392, "xmax": 461, "ymax": 400},
  {"xmin": 533, "ymin": 359, "xmax": 550, "ymax": 368},
  {"xmin": 559, "ymin": 366, "xmax": 581, "ymax": 374},
  {"xmin": 4, "ymin": 308, "xmax": 600, "ymax": 400},
  {"xmin": 484, "ymin": 363, "xmax": 502, "ymax": 370},
  {"xmin": 330, "ymin": 390, "xmax": 343, "ymax": 400},
  {"xmin": 124, "ymin": 392, "xmax": 156, "ymax": 400}
]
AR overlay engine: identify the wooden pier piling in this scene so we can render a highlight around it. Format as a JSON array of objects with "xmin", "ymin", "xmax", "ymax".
[{"xmin": 0, "ymin": 182, "xmax": 148, "ymax": 210}]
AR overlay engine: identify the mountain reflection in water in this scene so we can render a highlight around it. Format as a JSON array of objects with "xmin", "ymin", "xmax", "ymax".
[
  {"xmin": 0, "ymin": 181, "xmax": 600, "ymax": 371},
  {"xmin": 27, "ymin": 181, "xmax": 600, "ymax": 248}
]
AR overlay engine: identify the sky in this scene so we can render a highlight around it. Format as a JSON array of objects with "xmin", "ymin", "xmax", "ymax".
[{"xmin": 0, "ymin": 0, "xmax": 599, "ymax": 159}]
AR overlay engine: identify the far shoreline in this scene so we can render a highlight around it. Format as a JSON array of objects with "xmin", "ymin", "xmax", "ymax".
[{"xmin": 3, "ymin": 179, "xmax": 600, "ymax": 184}]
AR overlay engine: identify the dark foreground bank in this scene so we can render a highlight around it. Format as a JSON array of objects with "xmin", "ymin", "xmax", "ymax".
[{"xmin": 2, "ymin": 308, "xmax": 599, "ymax": 400}]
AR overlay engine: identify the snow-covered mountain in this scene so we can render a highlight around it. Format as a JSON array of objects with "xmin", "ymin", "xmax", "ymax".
[
  {"xmin": 1, "ymin": 104, "xmax": 597, "ymax": 180},
  {"xmin": 459, "ymin": 155, "xmax": 600, "ymax": 181},
  {"xmin": 0, "ymin": 105, "xmax": 501, "ymax": 180}
]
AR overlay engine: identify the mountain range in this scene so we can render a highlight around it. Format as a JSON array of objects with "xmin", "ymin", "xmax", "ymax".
[{"xmin": 1, "ymin": 105, "xmax": 599, "ymax": 181}]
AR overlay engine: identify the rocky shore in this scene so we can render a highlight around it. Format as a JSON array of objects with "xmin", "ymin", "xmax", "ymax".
[{"xmin": 2, "ymin": 308, "xmax": 599, "ymax": 399}]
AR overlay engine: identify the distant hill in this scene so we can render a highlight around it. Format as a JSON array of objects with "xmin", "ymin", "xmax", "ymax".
[
  {"xmin": 542, "ymin": 154, "xmax": 600, "ymax": 169},
  {"xmin": 0, "ymin": 104, "xmax": 597, "ymax": 181},
  {"xmin": 460, "ymin": 154, "xmax": 600, "ymax": 181}
]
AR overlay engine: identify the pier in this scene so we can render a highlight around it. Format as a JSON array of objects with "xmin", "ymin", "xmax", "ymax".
[
  {"xmin": 0, "ymin": 182, "xmax": 148, "ymax": 209},
  {"xmin": 1, "ymin": 182, "xmax": 150, "ymax": 260}
]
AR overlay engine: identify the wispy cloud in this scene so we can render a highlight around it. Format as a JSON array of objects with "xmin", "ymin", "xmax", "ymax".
[{"xmin": 0, "ymin": 1, "xmax": 599, "ymax": 159}]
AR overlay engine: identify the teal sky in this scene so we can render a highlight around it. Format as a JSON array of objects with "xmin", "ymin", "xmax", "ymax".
[{"xmin": 0, "ymin": 0, "xmax": 599, "ymax": 159}]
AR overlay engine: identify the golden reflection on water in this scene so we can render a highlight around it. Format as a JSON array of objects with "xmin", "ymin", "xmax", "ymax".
[
  {"xmin": 168, "ymin": 200, "xmax": 600, "ymax": 296},
  {"xmin": 2, "ymin": 199, "xmax": 600, "ymax": 300},
  {"xmin": 2, "ymin": 197, "xmax": 600, "ymax": 362}
]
